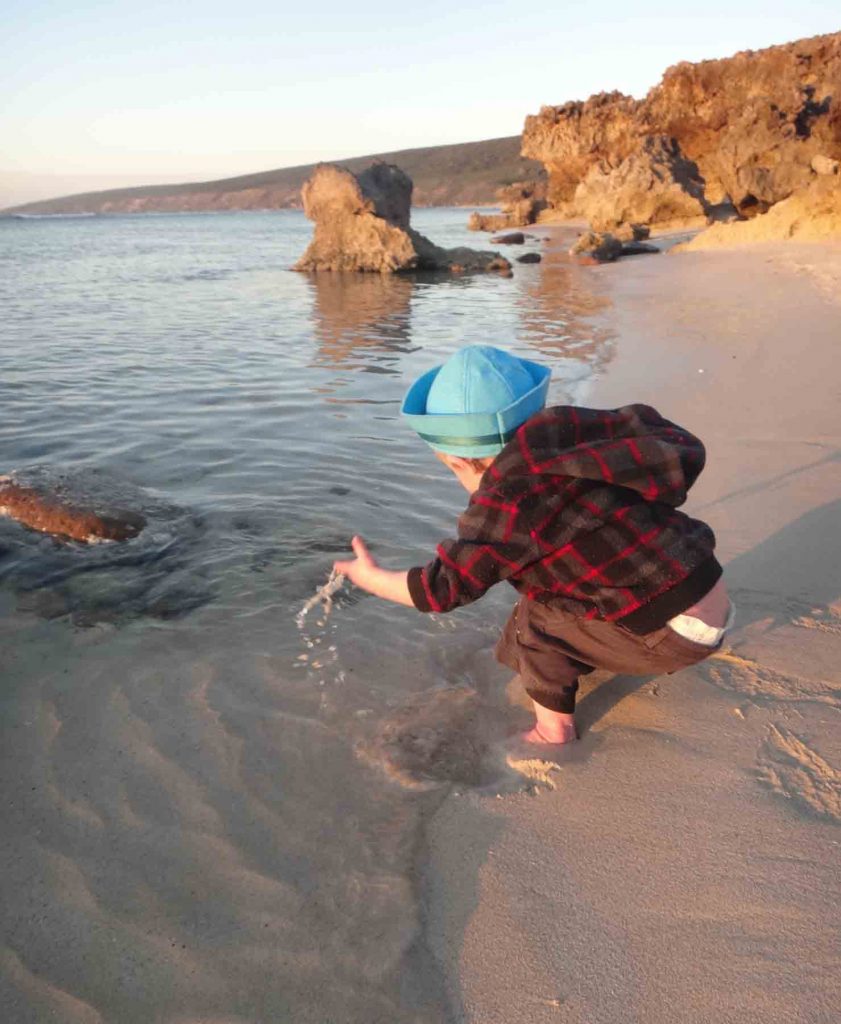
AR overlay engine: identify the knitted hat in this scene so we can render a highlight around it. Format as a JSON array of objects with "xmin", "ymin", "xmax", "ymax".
[{"xmin": 401, "ymin": 345, "xmax": 551, "ymax": 457}]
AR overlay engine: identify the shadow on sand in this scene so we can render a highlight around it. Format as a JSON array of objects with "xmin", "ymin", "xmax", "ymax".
[{"xmin": 423, "ymin": 496, "xmax": 841, "ymax": 1021}]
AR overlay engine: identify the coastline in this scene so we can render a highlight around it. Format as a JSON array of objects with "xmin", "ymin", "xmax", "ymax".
[{"xmin": 423, "ymin": 234, "xmax": 841, "ymax": 1023}]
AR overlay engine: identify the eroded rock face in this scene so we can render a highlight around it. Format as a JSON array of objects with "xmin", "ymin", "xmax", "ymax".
[
  {"xmin": 571, "ymin": 136, "xmax": 709, "ymax": 232},
  {"xmin": 0, "ymin": 473, "xmax": 146, "ymax": 542},
  {"xmin": 294, "ymin": 162, "xmax": 511, "ymax": 274},
  {"xmin": 676, "ymin": 174, "xmax": 841, "ymax": 250},
  {"xmin": 523, "ymin": 91, "xmax": 641, "ymax": 208},
  {"xmin": 523, "ymin": 31, "xmax": 841, "ymax": 229}
]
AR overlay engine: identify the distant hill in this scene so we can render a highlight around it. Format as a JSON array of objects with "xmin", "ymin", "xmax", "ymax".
[{"xmin": 3, "ymin": 137, "xmax": 542, "ymax": 216}]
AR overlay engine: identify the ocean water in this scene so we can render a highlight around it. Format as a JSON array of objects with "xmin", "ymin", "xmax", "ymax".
[{"xmin": 0, "ymin": 210, "xmax": 613, "ymax": 1022}]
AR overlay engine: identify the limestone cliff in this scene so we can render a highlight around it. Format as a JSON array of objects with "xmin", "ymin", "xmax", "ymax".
[{"xmin": 522, "ymin": 31, "xmax": 841, "ymax": 231}]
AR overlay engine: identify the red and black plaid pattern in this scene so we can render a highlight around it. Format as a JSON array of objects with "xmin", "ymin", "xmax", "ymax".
[{"xmin": 407, "ymin": 404, "xmax": 720, "ymax": 628}]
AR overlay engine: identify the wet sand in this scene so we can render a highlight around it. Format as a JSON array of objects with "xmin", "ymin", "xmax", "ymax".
[{"xmin": 424, "ymin": 239, "xmax": 841, "ymax": 1023}]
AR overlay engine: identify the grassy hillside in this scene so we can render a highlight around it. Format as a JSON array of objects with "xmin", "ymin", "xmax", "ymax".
[{"xmin": 4, "ymin": 136, "xmax": 542, "ymax": 215}]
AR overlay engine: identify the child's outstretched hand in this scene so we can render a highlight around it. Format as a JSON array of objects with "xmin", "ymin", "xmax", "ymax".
[
  {"xmin": 334, "ymin": 535, "xmax": 378, "ymax": 588},
  {"xmin": 333, "ymin": 536, "xmax": 414, "ymax": 607}
]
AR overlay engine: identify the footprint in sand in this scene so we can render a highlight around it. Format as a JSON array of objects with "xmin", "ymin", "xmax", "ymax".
[
  {"xmin": 758, "ymin": 724, "xmax": 841, "ymax": 823},
  {"xmin": 704, "ymin": 651, "xmax": 840, "ymax": 707},
  {"xmin": 791, "ymin": 608, "xmax": 841, "ymax": 638}
]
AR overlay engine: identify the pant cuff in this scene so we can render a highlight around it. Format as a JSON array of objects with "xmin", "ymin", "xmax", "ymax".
[{"xmin": 525, "ymin": 686, "xmax": 577, "ymax": 714}]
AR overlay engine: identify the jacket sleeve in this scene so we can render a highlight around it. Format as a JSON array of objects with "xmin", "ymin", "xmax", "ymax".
[{"xmin": 407, "ymin": 492, "xmax": 530, "ymax": 613}]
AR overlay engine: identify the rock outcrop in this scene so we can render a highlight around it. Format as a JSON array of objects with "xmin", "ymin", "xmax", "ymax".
[
  {"xmin": 570, "ymin": 136, "xmax": 709, "ymax": 232},
  {"xmin": 675, "ymin": 174, "xmax": 841, "ymax": 251},
  {"xmin": 0, "ymin": 472, "xmax": 146, "ymax": 543},
  {"xmin": 491, "ymin": 232, "xmax": 526, "ymax": 245},
  {"xmin": 570, "ymin": 231, "xmax": 659, "ymax": 264},
  {"xmin": 468, "ymin": 180, "xmax": 547, "ymax": 232},
  {"xmin": 523, "ymin": 31, "xmax": 841, "ymax": 230},
  {"xmin": 294, "ymin": 163, "xmax": 511, "ymax": 274}
]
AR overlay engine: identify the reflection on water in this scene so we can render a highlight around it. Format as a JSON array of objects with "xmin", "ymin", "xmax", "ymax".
[
  {"xmin": 308, "ymin": 272, "xmax": 416, "ymax": 374},
  {"xmin": 0, "ymin": 209, "xmax": 613, "ymax": 1023},
  {"xmin": 517, "ymin": 240, "xmax": 615, "ymax": 396}
]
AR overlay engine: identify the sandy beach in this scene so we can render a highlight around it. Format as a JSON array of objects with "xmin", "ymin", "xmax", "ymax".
[
  {"xmin": 2, "ymin": 217, "xmax": 840, "ymax": 1023},
  {"xmin": 424, "ymin": 236, "xmax": 841, "ymax": 1023}
]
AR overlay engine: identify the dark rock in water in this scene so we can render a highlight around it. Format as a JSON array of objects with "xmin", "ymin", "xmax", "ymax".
[
  {"xmin": 294, "ymin": 162, "xmax": 511, "ymax": 275},
  {"xmin": 516, "ymin": 252, "xmax": 542, "ymax": 264},
  {"xmin": 490, "ymin": 231, "xmax": 526, "ymax": 244},
  {"xmin": 569, "ymin": 230, "xmax": 658, "ymax": 264},
  {"xmin": 0, "ymin": 473, "xmax": 146, "ymax": 542},
  {"xmin": 620, "ymin": 240, "xmax": 659, "ymax": 256},
  {"xmin": 0, "ymin": 467, "xmax": 211, "ymax": 626},
  {"xmin": 569, "ymin": 230, "xmax": 624, "ymax": 264}
]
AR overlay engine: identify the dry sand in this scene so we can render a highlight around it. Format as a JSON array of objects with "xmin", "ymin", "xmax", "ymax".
[{"xmin": 424, "ymin": 239, "xmax": 841, "ymax": 1023}]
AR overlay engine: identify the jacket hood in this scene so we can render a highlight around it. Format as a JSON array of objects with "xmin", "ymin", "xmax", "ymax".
[{"xmin": 487, "ymin": 404, "xmax": 706, "ymax": 508}]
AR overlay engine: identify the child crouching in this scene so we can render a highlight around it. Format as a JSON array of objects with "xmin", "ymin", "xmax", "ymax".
[{"xmin": 335, "ymin": 345, "xmax": 731, "ymax": 745}]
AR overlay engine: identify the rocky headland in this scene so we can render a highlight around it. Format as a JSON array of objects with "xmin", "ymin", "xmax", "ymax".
[
  {"xmin": 294, "ymin": 162, "xmax": 511, "ymax": 274},
  {"xmin": 521, "ymin": 31, "xmax": 841, "ymax": 240}
]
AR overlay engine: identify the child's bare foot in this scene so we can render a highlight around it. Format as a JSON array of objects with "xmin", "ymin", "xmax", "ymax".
[{"xmin": 523, "ymin": 702, "xmax": 578, "ymax": 744}]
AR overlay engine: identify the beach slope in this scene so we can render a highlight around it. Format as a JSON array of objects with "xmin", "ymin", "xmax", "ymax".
[{"xmin": 425, "ymin": 240, "xmax": 841, "ymax": 1023}]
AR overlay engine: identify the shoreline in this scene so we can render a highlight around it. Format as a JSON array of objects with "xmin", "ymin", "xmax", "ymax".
[{"xmin": 422, "ymin": 234, "xmax": 841, "ymax": 1023}]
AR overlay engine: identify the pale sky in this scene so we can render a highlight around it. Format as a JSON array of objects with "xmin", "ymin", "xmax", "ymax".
[{"xmin": 3, "ymin": 1, "xmax": 838, "ymax": 205}]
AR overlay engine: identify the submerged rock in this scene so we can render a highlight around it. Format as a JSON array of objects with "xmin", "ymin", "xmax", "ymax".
[
  {"xmin": 0, "ymin": 472, "xmax": 146, "ymax": 542},
  {"xmin": 294, "ymin": 162, "xmax": 511, "ymax": 274},
  {"xmin": 516, "ymin": 252, "xmax": 542, "ymax": 264},
  {"xmin": 0, "ymin": 467, "xmax": 210, "ymax": 625}
]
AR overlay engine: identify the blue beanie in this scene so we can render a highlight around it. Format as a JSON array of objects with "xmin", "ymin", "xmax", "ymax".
[{"xmin": 401, "ymin": 345, "xmax": 551, "ymax": 457}]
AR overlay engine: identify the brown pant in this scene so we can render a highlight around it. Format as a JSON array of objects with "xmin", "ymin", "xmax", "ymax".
[{"xmin": 495, "ymin": 596, "xmax": 719, "ymax": 713}]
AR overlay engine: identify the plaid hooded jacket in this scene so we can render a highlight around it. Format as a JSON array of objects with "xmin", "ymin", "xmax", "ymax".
[{"xmin": 407, "ymin": 404, "xmax": 722, "ymax": 634}]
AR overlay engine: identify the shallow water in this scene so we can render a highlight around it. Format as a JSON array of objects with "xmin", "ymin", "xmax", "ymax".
[{"xmin": 0, "ymin": 210, "xmax": 612, "ymax": 1022}]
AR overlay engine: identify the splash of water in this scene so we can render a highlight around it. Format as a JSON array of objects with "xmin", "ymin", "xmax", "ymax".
[{"xmin": 296, "ymin": 568, "xmax": 346, "ymax": 630}]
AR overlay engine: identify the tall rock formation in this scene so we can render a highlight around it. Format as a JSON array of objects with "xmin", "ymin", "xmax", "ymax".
[
  {"xmin": 522, "ymin": 31, "xmax": 841, "ymax": 230},
  {"xmin": 294, "ymin": 162, "xmax": 511, "ymax": 274}
]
